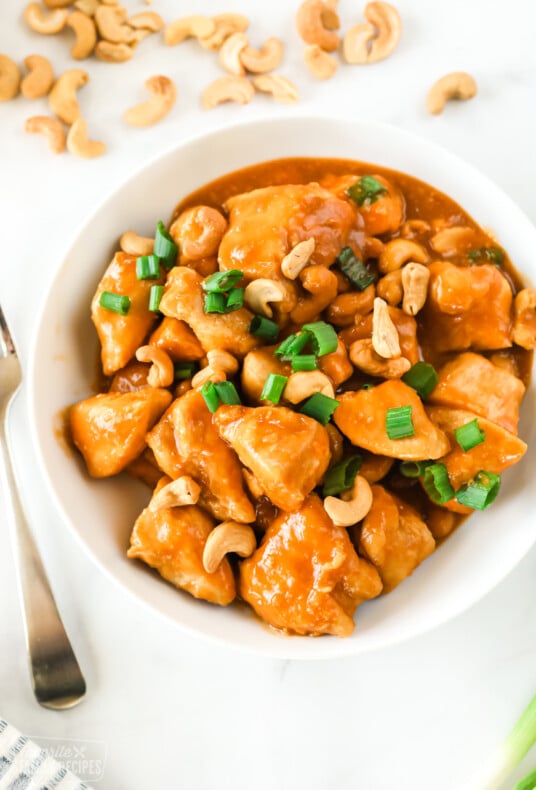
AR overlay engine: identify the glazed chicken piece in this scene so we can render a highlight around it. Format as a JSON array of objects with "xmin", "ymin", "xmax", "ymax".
[
  {"xmin": 357, "ymin": 485, "xmax": 435, "ymax": 593},
  {"xmin": 146, "ymin": 390, "xmax": 255, "ymax": 524},
  {"xmin": 428, "ymin": 352, "xmax": 525, "ymax": 435},
  {"xmin": 240, "ymin": 346, "xmax": 291, "ymax": 404},
  {"xmin": 109, "ymin": 360, "xmax": 149, "ymax": 392},
  {"xmin": 70, "ymin": 388, "xmax": 172, "ymax": 477},
  {"xmin": 218, "ymin": 183, "xmax": 357, "ymax": 280},
  {"xmin": 91, "ymin": 252, "xmax": 165, "ymax": 375},
  {"xmin": 320, "ymin": 174, "xmax": 405, "ymax": 236},
  {"xmin": 240, "ymin": 494, "xmax": 383, "ymax": 636},
  {"xmin": 128, "ymin": 478, "xmax": 235, "ymax": 606},
  {"xmin": 420, "ymin": 261, "xmax": 513, "ymax": 353},
  {"xmin": 148, "ymin": 316, "xmax": 205, "ymax": 362},
  {"xmin": 159, "ymin": 266, "xmax": 258, "ymax": 358},
  {"xmin": 214, "ymin": 405, "xmax": 331, "ymax": 511},
  {"xmin": 334, "ymin": 380, "xmax": 450, "ymax": 460}
]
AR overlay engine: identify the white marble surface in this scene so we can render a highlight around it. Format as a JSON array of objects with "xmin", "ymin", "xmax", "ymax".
[{"xmin": 1, "ymin": 1, "xmax": 536, "ymax": 788}]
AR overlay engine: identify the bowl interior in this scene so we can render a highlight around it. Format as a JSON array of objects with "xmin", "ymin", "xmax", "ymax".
[{"xmin": 28, "ymin": 117, "xmax": 536, "ymax": 659}]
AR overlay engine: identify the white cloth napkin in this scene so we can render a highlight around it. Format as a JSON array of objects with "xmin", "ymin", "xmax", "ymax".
[{"xmin": 0, "ymin": 719, "xmax": 89, "ymax": 790}]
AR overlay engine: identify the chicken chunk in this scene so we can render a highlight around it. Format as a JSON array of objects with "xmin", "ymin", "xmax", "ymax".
[
  {"xmin": 334, "ymin": 380, "xmax": 450, "ymax": 460},
  {"xmin": 219, "ymin": 183, "xmax": 356, "ymax": 280},
  {"xmin": 146, "ymin": 391, "xmax": 255, "ymax": 524},
  {"xmin": 109, "ymin": 361, "xmax": 149, "ymax": 392},
  {"xmin": 357, "ymin": 485, "xmax": 435, "ymax": 593},
  {"xmin": 148, "ymin": 317, "xmax": 204, "ymax": 362},
  {"xmin": 241, "ymin": 346, "xmax": 291, "ymax": 405},
  {"xmin": 420, "ymin": 261, "xmax": 513, "ymax": 353},
  {"xmin": 159, "ymin": 266, "xmax": 257, "ymax": 358},
  {"xmin": 321, "ymin": 174, "xmax": 405, "ymax": 236},
  {"xmin": 240, "ymin": 494, "xmax": 382, "ymax": 636},
  {"xmin": 91, "ymin": 252, "xmax": 165, "ymax": 375},
  {"xmin": 214, "ymin": 405, "xmax": 331, "ymax": 511},
  {"xmin": 428, "ymin": 352, "xmax": 525, "ymax": 434},
  {"xmin": 70, "ymin": 388, "xmax": 172, "ymax": 477},
  {"xmin": 128, "ymin": 479, "xmax": 235, "ymax": 606}
]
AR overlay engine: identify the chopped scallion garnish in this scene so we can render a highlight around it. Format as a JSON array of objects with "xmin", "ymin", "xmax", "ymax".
[
  {"xmin": 386, "ymin": 405, "xmax": 414, "ymax": 440},
  {"xmin": 274, "ymin": 334, "xmax": 297, "ymax": 358},
  {"xmin": 202, "ymin": 269, "xmax": 243, "ymax": 293},
  {"xmin": 467, "ymin": 246, "xmax": 504, "ymax": 266},
  {"xmin": 300, "ymin": 392, "xmax": 339, "ymax": 425},
  {"xmin": 402, "ymin": 361, "xmax": 439, "ymax": 400},
  {"xmin": 214, "ymin": 380, "xmax": 241, "ymax": 405},
  {"xmin": 225, "ymin": 287, "xmax": 244, "ymax": 312},
  {"xmin": 201, "ymin": 381, "xmax": 220, "ymax": 413},
  {"xmin": 204, "ymin": 292, "xmax": 226, "ymax": 314},
  {"xmin": 346, "ymin": 175, "xmax": 388, "ymax": 206},
  {"xmin": 322, "ymin": 455, "xmax": 363, "ymax": 497},
  {"xmin": 275, "ymin": 332, "xmax": 310, "ymax": 360},
  {"xmin": 260, "ymin": 373, "xmax": 288, "ymax": 404},
  {"xmin": 148, "ymin": 285, "xmax": 164, "ymax": 312},
  {"xmin": 454, "ymin": 419, "xmax": 485, "ymax": 452},
  {"xmin": 99, "ymin": 291, "xmax": 130, "ymax": 316},
  {"xmin": 250, "ymin": 315, "xmax": 279, "ymax": 341},
  {"xmin": 514, "ymin": 768, "xmax": 536, "ymax": 790},
  {"xmin": 455, "ymin": 470, "xmax": 501, "ymax": 510},
  {"xmin": 399, "ymin": 460, "xmax": 431, "ymax": 479},
  {"xmin": 136, "ymin": 254, "xmax": 161, "ymax": 280},
  {"xmin": 336, "ymin": 247, "xmax": 375, "ymax": 291},
  {"xmin": 174, "ymin": 362, "xmax": 197, "ymax": 381},
  {"xmin": 422, "ymin": 463, "xmax": 454, "ymax": 504},
  {"xmin": 301, "ymin": 321, "xmax": 338, "ymax": 356},
  {"xmin": 154, "ymin": 221, "xmax": 178, "ymax": 269},
  {"xmin": 291, "ymin": 354, "xmax": 317, "ymax": 372}
]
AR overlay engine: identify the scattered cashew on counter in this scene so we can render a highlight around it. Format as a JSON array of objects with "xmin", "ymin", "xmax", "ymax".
[
  {"xmin": 25, "ymin": 115, "xmax": 66, "ymax": 153},
  {"xmin": 124, "ymin": 75, "xmax": 176, "ymax": 127},
  {"xmin": 426, "ymin": 71, "xmax": 478, "ymax": 114},
  {"xmin": 20, "ymin": 55, "xmax": 54, "ymax": 98},
  {"xmin": 66, "ymin": 117, "xmax": 106, "ymax": 158}
]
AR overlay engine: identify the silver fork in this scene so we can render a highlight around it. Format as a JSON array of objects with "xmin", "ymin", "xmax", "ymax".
[{"xmin": 0, "ymin": 306, "xmax": 86, "ymax": 710}]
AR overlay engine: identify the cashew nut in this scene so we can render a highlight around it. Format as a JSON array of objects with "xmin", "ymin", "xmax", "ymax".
[
  {"xmin": 128, "ymin": 11, "xmax": 164, "ymax": 32},
  {"xmin": 401, "ymin": 262, "xmax": 430, "ymax": 316},
  {"xmin": 201, "ymin": 76, "xmax": 255, "ymax": 110},
  {"xmin": 303, "ymin": 44, "xmax": 338, "ymax": 80},
  {"xmin": 198, "ymin": 14, "xmax": 249, "ymax": 51},
  {"xmin": 372, "ymin": 297, "xmax": 401, "ymax": 358},
  {"xmin": 281, "ymin": 238, "xmax": 316, "ymax": 279},
  {"xmin": 284, "ymin": 371, "xmax": 335, "ymax": 404},
  {"xmin": 253, "ymin": 74, "xmax": 299, "ymax": 103},
  {"xmin": 135, "ymin": 345, "xmax": 174, "ymax": 388},
  {"xmin": 426, "ymin": 72, "xmax": 477, "ymax": 115},
  {"xmin": 0, "ymin": 55, "xmax": 20, "ymax": 102},
  {"xmin": 95, "ymin": 4, "xmax": 135, "ymax": 43},
  {"xmin": 25, "ymin": 115, "xmax": 66, "ymax": 153},
  {"xmin": 324, "ymin": 475, "xmax": 373, "ymax": 527},
  {"xmin": 343, "ymin": 2, "xmax": 401, "ymax": 64},
  {"xmin": 124, "ymin": 76, "xmax": 176, "ymax": 128},
  {"xmin": 165, "ymin": 15, "xmax": 215, "ymax": 46},
  {"xmin": 378, "ymin": 238, "xmax": 429, "ymax": 274},
  {"xmin": 149, "ymin": 476, "xmax": 201, "ymax": 510},
  {"xmin": 119, "ymin": 230, "xmax": 154, "ymax": 256},
  {"xmin": 219, "ymin": 32, "xmax": 248, "ymax": 76},
  {"xmin": 202, "ymin": 522, "xmax": 257, "ymax": 573},
  {"xmin": 95, "ymin": 41, "xmax": 134, "ymax": 62},
  {"xmin": 73, "ymin": 0, "xmax": 99, "ymax": 15},
  {"xmin": 376, "ymin": 269, "xmax": 403, "ymax": 306},
  {"xmin": 240, "ymin": 37, "xmax": 284, "ymax": 73},
  {"xmin": 349, "ymin": 338, "xmax": 410, "ymax": 378},
  {"xmin": 291, "ymin": 265, "xmax": 338, "ymax": 324},
  {"xmin": 191, "ymin": 365, "xmax": 227, "ymax": 390},
  {"xmin": 66, "ymin": 117, "xmax": 106, "ymax": 158},
  {"xmin": 512, "ymin": 288, "xmax": 536, "ymax": 350},
  {"xmin": 206, "ymin": 349, "xmax": 239, "ymax": 376},
  {"xmin": 43, "ymin": 0, "xmax": 74, "ymax": 7},
  {"xmin": 24, "ymin": 3, "xmax": 68, "ymax": 34},
  {"xmin": 401, "ymin": 219, "xmax": 431, "ymax": 239},
  {"xmin": 20, "ymin": 55, "xmax": 54, "ymax": 99},
  {"xmin": 296, "ymin": 0, "xmax": 340, "ymax": 53},
  {"xmin": 244, "ymin": 279, "xmax": 286, "ymax": 318},
  {"xmin": 48, "ymin": 69, "xmax": 88, "ymax": 124},
  {"xmin": 169, "ymin": 206, "xmax": 227, "ymax": 260},
  {"xmin": 66, "ymin": 10, "xmax": 97, "ymax": 59}
]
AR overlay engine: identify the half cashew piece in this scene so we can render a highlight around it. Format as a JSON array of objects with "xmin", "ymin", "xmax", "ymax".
[
  {"xmin": 21, "ymin": 54, "xmax": 54, "ymax": 98},
  {"xmin": 25, "ymin": 115, "xmax": 66, "ymax": 153},
  {"xmin": 120, "ymin": 230, "xmax": 154, "ymax": 256},
  {"xmin": 0, "ymin": 55, "xmax": 21, "ymax": 102},
  {"xmin": 67, "ymin": 117, "xmax": 106, "ymax": 158},
  {"xmin": 284, "ymin": 371, "xmax": 335, "ymax": 403},
  {"xmin": 303, "ymin": 44, "xmax": 338, "ymax": 80},
  {"xmin": 66, "ymin": 10, "xmax": 97, "ymax": 59},
  {"xmin": 128, "ymin": 11, "xmax": 164, "ymax": 32},
  {"xmin": 201, "ymin": 76, "xmax": 255, "ymax": 110},
  {"xmin": 281, "ymin": 238, "xmax": 316, "ymax": 279},
  {"xmin": 344, "ymin": 1, "xmax": 401, "ymax": 64},
  {"xmin": 372, "ymin": 297, "xmax": 401, "ymax": 358},
  {"xmin": 253, "ymin": 74, "xmax": 298, "ymax": 103},
  {"xmin": 324, "ymin": 475, "xmax": 373, "ymax": 527},
  {"xmin": 198, "ymin": 14, "xmax": 249, "ymax": 51},
  {"xmin": 95, "ymin": 41, "xmax": 134, "ymax": 62},
  {"xmin": 401, "ymin": 262, "xmax": 430, "ymax": 316},
  {"xmin": 244, "ymin": 278, "xmax": 287, "ymax": 318},
  {"xmin": 24, "ymin": 3, "xmax": 68, "ymax": 34},
  {"xmin": 296, "ymin": 0, "xmax": 340, "ymax": 52},
  {"xmin": 240, "ymin": 37, "xmax": 284, "ymax": 73},
  {"xmin": 165, "ymin": 15, "xmax": 215, "ymax": 45},
  {"xmin": 202, "ymin": 522, "xmax": 257, "ymax": 574},
  {"xmin": 48, "ymin": 69, "xmax": 88, "ymax": 124},
  {"xmin": 426, "ymin": 72, "xmax": 477, "ymax": 115},
  {"xmin": 124, "ymin": 75, "xmax": 176, "ymax": 127},
  {"xmin": 74, "ymin": 0, "xmax": 99, "ymax": 15},
  {"xmin": 149, "ymin": 476, "xmax": 201, "ymax": 510}
]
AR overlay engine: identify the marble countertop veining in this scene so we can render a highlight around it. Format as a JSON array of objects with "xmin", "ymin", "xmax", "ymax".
[{"xmin": 1, "ymin": 0, "xmax": 536, "ymax": 788}]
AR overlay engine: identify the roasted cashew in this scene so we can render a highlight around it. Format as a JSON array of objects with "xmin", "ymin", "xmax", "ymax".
[
  {"xmin": 376, "ymin": 269, "xmax": 403, "ymax": 306},
  {"xmin": 128, "ymin": 11, "xmax": 164, "ymax": 32},
  {"xmin": 95, "ymin": 41, "xmax": 134, "ymax": 62},
  {"xmin": 191, "ymin": 365, "xmax": 227, "ymax": 389},
  {"xmin": 281, "ymin": 238, "xmax": 315, "ymax": 279},
  {"xmin": 401, "ymin": 219, "xmax": 431, "ymax": 239},
  {"xmin": 244, "ymin": 279, "xmax": 286, "ymax": 318},
  {"xmin": 66, "ymin": 10, "xmax": 97, "ymax": 59},
  {"xmin": 378, "ymin": 238, "xmax": 429, "ymax": 273},
  {"xmin": 303, "ymin": 44, "xmax": 338, "ymax": 80},
  {"xmin": 203, "ymin": 522, "xmax": 257, "ymax": 573},
  {"xmin": 149, "ymin": 476, "xmax": 201, "ymax": 510},
  {"xmin": 206, "ymin": 349, "xmax": 239, "ymax": 376},
  {"xmin": 119, "ymin": 230, "xmax": 154, "ymax": 256},
  {"xmin": 512, "ymin": 288, "xmax": 536, "ymax": 350},
  {"xmin": 169, "ymin": 206, "xmax": 227, "ymax": 260},
  {"xmin": 48, "ymin": 69, "xmax": 88, "ymax": 124},
  {"xmin": 324, "ymin": 475, "xmax": 373, "ymax": 527},
  {"xmin": 401, "ymin": 262, "xmax": 430, "ymax": 316},
  {"xmin": 66, "ymin": 117, "xmax": 106, "ymax": 158},
  {"xmin": 240, "ymin": 37, "xmax": 284, "ymax": 73},
  {"xmin": 219, "ymin": 32, "xmax": 248, "ymax": 76},
  {"xmin": 165, "ymin": 15, "xmax": 215, "ymax": 46},
  {"xmin": 296, "ymin": 0, "xmax": 340, "ymax": 53},
  {"xmin": 43, "ymin": 0, "xmax": 74, "ymax": 7},
  {"xmin": 21, "ymin": 55, "xmax": 54, "ymax": 99},
  {"xmin": 24, "ymin": 3, "xmax": 68, "ymax": 34},
  {"xmin": 349, "ymin": 338, "xmax": 410, "ymax": 378},
  {"xmin": 343, "ymin": 2, "xmax": 401, "ymax": 65},
  {"xmin": 372, "ymin": 297, "xmax": 401, "ymax": 358},
  {"xmin": 73, "ymin": 0, "xmax": 98, "ymax": 15},
  {"xmin": 426, "ymin": 72, "xmax": 477, "ymax": 115},
  {"xmin": 290, "ymin": 265, "xmax": 338, "ymax": 324},
  {"xmin": 124, "ymin": 76, "xmax": 176, "ymax": 127},
  {"xmin": 95, "ymin": 5, "xmax": 136, "ymax": 43},
  {"xmin": 25, "ymin": 115, "xmax": 65, "ymax": 153},
  {"xmin": 201, "ymin": 76, "xmax": 255, "ymax": 110},
  {"xmin": 0, "ymin": 55, "xmax": 20, "ymax": 102},
  {"xmin": 284, "ymin": 371, "xmax": 335, "ymax": 403},
  {"xmin": 198, "ymin": 14, "xmax": 249, "ymax": 51},
  {"xmin": 135, "ymin": 345, "xmax": 174, "ymax": 387},
  {"xmin": 253, "ymin": 74, "xmax": 299, "ymax": 103}
]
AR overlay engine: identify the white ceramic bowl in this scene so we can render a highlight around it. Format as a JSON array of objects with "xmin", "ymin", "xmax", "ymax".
[{"xmin": 28, "ymin": 117, "xmax": 536, "ymax": 660}]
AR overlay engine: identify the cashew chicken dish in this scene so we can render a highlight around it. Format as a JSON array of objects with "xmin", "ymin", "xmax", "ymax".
[{"xmin": 69, "ymin": 158, "xmax": 535, "ymax": 638}]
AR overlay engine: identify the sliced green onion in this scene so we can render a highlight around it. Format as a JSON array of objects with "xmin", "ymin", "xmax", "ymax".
[
  {"xmin": 174, "ymin": 362, "xmax": 197, "ymax": 381},
  {"xmin": 455, "ymin": 470, "xmax": 501, "ymax": 510},
  {"xmin": 422, "ymin": 463, "xmax": 454, "ymax": 504},
  {"xmin": 399, "ymin": 460, "xmax": 431, "ymax": 479},
  {"xmin": 514, "ymin": 769, "xmax": 536, "ymax": 790},
  {"xmin": 301, "ymin": 321, "xmax": 338, "ymax": 356},
  {"xmin": 260, "ymin": 373, "xmax": 288, "ymax": 404},
  {"xmin": 274, "ymin": 334, "xmax": 297, "ymax": 358},
  {"xmin": 148, "ymin": 285, "xmax": 164, "ymax": 313},
  {"xmin": 250, "ymin": 315, "xmax": 279, "ymax": 341},
  {"xmin": 154, "ymin": 221, "xmax": 178, "ymax": 269},
  {"xmin": 454, "ymin": 418, "xmax": 485, "ymax": 452},
  {"xmin": 275, "ymin": 332, "xmax": 311, "ymax": 360},
  {"xmin": 214, "ymin": 380, "xmax": 241, "ymax": 405},
  {"xmin": 402, "ymin": 361, "xmax": 439, "ymax": 400},
  {"xmin": 386, "ymin": 405, "xmax": 414, "ymax": 440},
  {"xmin": 291, "ymin": 355, "xmax": 318, "ymax": 372},
  {"xmin": 361, "ymin": 382, "xmax": 375, "ymax": 390},
  {"xmin": 322, "ymin": 455, "xmax": 363, "ymax": 497},
  {"xmin": 225, "ymin": 287, "xmax": 245, "ymax": 312},
  {"xmin": 204, "ymin": 292, "xmax": 226, "ymax": 314},
  {"xmin": 300, "ymin": 392, "xmax": 339, "ymax": 425},
  {"xmin": 346, "ymin": 175, "xmax": 388, "ymax": 206},
  {"xmin": 136, "ymin": 255, "xmax": 161, "ymax": 280},
  {"xmin": 336, "ymin": 247, "xmax": 375, "ymax": 291},
  {"xmin": 99, "ymin": 291, "xmax": 130, "ymax": 315},
  {"xmin": 467, "ymin": 246, "xmax": 504, "ymax": 266},
  {"xmin": 202, "ymin": 269, "xmax": 243, "ymax": 293},
  {"xmin": 201, "ymin": 381, "xmax": 220, "ymax": 413}
]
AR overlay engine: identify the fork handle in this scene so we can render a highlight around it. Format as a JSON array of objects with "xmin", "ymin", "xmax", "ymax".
[{"xmin": 0, "ymin": 416, "xmax": 86, "ymax": 709}]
